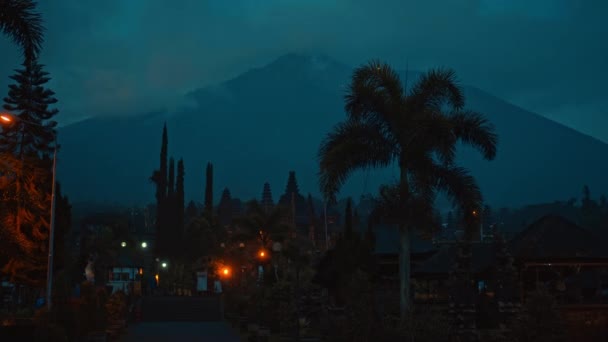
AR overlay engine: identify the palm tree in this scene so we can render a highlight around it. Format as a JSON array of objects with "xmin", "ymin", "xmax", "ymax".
[
  {"xmin": 318, "ymin": 61, "xmax": 497, "ymax": 318},
  {"xmin": 0, "ymin": 0, "xmax": 44, "ymax": 61}
]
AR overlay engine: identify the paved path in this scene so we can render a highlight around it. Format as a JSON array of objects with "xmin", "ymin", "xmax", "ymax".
[{"xmin": 121, "ymin": 321, "xmax": 241, "ymax": 342}]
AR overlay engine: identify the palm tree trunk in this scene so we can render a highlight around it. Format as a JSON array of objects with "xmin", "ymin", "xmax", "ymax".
[
  {"xmin": 399, "ymin": 163, "xmax": 411, "ymax": 320},
  {"xmin": 399, "ymin": 225, "xmax": 411, "ymax": 320}
]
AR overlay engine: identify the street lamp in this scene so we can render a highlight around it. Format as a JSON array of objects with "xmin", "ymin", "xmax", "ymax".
[
  {"xmin": 473, "ymin": 208, "xmax": 483, "ymax": 241},
  {"xmin": 0, "ymin": 113, "xmax": 58, "ymax": 312},
  {"xmin": 141, "ymin": 241, "xmax": 147, "ymax": 249},
  {"xmin": 121, "ymin": 241, "xmax": 127, "ymax": 248}
]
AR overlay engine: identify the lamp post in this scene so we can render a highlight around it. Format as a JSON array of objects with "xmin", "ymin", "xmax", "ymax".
[
  {"xmin": 473, "ymin": 207, "xmax": 484, "ymax": 242},
  {"xmin": 323, "ymin": 201, "xmax": 329, "ymax": 251},
  {"xmin": 0, "ymin": 113, "xmax": 58, "ymax": 311}
]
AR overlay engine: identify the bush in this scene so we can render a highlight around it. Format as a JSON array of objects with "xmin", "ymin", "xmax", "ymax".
[
  {"xmin": 508, "ymin": 290, "xmax": 566, "ymax": 342},
  {"xmin": 376, "ymin": 309, "xmax": 451, "ymax": 342},
  {"xmin": 105, "ymin": 291, "xmax": 127, "ymax": 322}
]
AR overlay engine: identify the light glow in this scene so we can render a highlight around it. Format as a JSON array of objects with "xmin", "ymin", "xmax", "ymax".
[{"xmin": 0, "ymin": 114, "xmax": 12, "ymax": 122}]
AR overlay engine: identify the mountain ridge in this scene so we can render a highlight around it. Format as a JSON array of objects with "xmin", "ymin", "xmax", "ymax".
[{"xmin": 56, "ymin": 53, "xmax": 608, "ymax": 208}]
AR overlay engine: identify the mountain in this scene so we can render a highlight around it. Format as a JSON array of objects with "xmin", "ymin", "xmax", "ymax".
[{"xmin": 57, "ymin": 53, "xmax": 608, "ymax": 208}]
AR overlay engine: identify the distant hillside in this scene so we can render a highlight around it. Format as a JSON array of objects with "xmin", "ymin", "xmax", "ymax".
[{"xmin": 57, "ymin": 53, "xmax": 608, "ymax": 208}]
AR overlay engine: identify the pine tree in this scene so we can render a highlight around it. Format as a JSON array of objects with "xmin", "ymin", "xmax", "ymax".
[
  {"xmin": 1, "ymin": 59, "xmax": 58, "ymax": 157},
  {"xmin": 204, "ymin": 162, "xmax": 213, "ymax": 216},
  {"xmin": 0, "ymin": 59, "xmax": 59, "ymax": 286}
]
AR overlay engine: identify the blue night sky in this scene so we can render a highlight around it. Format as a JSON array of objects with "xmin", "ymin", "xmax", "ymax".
[{"xmin": 0, "ymin": 0, "xmax": 606, "ymax": 142}]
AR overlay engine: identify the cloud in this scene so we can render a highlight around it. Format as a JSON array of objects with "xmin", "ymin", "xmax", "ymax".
[{"xmin": 0, "ymin": 0, "xmax": 605, "ymax": 140}]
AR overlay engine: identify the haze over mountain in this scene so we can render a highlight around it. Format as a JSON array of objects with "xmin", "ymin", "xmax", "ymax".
[{"xmin": 57, "ymin": 54, "xmax": 608, "ymax": 209}]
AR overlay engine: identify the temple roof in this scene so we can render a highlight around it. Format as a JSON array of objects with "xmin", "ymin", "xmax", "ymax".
[
  {"xmin": 413, "ymin": 243, "xmax": 496, "ymax": 274},
  {"xmin": 508, "ymin": 215, "xmax": 608, "ymax": 260}
]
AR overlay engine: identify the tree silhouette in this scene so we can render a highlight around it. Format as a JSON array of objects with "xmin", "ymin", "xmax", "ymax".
[
  {"xmin": 204, "ymin": 162, "xmax": 214, "ymax": 217},
  {"xmin": 319, "ymin": 61, "xmax": 497, "ymax": 318},
  {"xmin": 0, "ymin": 0, "xmax": 44, "ymax": 61},
  {"xmin": 0, "ymin": 58, "xmax": 59, "ymax": 286},
  {"xmin": 150, "ymin": 123, "xmax": 168, "ymax": 257}
]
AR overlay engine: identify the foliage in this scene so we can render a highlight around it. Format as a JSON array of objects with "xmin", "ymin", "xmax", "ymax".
[
  {"xmin": 233, "ymin": 200, "xmax": 291, "ymax": 249},
  {"xmin": 2, "ymin": 60, "xmax": 58, "ymax": 157},
  {"xmin": 343, "ymin": 270, "xmax": 375, "ymax": 341},
  {"xmin": 78, "ymin": 282, "xmax": 108, "ymax": 337},
  {"xmin": 377, "ymin": 309, "xmax": 451, "ymax": 342},
  {"xmin": 508, "ymin": 290, "xmax": 566, "ymax": 342},
  {"xmin": 314, "ymin": 232, "xmax": 375, "ymax": 305},
  {"xmin": 318, "ymin": 61, "xmax": 497, "ymax": 317},
  {"xmin": 0, "ymin": 0, "xmax": 44, "ymax": 61},
  {"xmin": 105, "ymin": 290, "xmax": 127, "ymax": 322},
  {"xmin": 0, "ymin": 154, "xmax": 49, "ymax": 285},
  {"xmin": 0, "ymin": 58, "xmax": 60, "ymax": 287},
  {"xmin": 32, "ymin": 307, "xmax": 69, "ymax": 342},
  {"xmin": 183, "ymin": 216, "xmax": 218, "ymax": 260},
  {"xmin": 150, "ymin": 123, "xmax": 169, "ymax": 257}
]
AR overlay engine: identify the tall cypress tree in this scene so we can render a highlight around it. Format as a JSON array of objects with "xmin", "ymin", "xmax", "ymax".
[
  {"xmin": 204, "ymin": 162, "xmax": 213, "ymax": 216},
  {"xmin": 151, "ymin": 123, "xmax": 168, "ymax": 257},
  {"xmin": 166, "ymin": 157, "xmax": 176, "ymax": 255},
  {"xmin": 176, "ymin": 158, "xmax": 185, "ymax": 242},
  {"xmin": 168, "ymin": 157, "xmax": 175, "ymax": 197}
]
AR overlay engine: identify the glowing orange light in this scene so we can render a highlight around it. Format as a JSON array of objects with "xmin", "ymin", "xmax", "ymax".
[
  {"xmin": 222, "ymin": 268, "xmax": 230, "ymax": 276},
  {"xmin": 0, "ymin": 114, "xmax": 13, "ymax": 123},
  {"xmin": 139, "ymin": 268, "xmax": 143, "ymax": 275},
  {"xmin": 472, "ymin": 210, "xmax": 478, "ymax": 216},
  {"xmin": 154, "ymin": 274, "xmax": 159, "ymax": 284}
]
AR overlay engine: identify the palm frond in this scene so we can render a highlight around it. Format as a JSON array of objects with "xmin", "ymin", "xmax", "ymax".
[
  {"xmin": 450, "ymin": 110, "xmax": 498, "ymax": 160},
  {"xmin": 432, "ymin": 165, "xmax": 482, "ymax": 237},
  {"xmin": 345, "ymin": 60, "xmax": 403, "ymax": 126},
  {"xmin": 318, "ymin": 119, "xmax": 397, "ymax": 202},
  {"xmin": 0, "ymin": 0, "xmax": 44, "ymax": 60},
  {"xmin": 408, "ymin": 68, "xmax": 464, "ymax": 111},
  {"xmin": 404, "ymin": 110, "xmax": 457, "ymax": 165}
]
